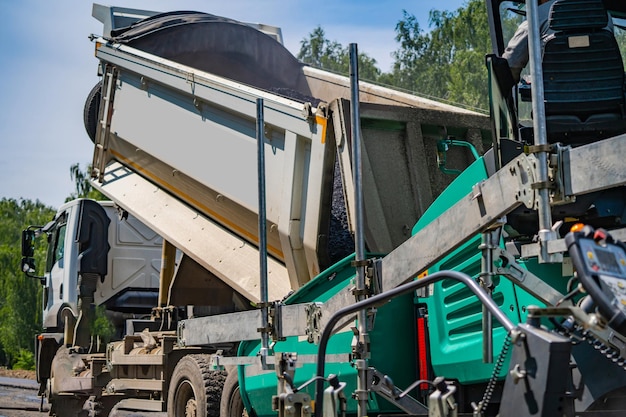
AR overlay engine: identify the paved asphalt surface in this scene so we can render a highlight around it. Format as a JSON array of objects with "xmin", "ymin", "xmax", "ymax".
[
  {"xmin": 0, "ymin": 377, "xmax": 45, "ymax": 417},
  {"xmin": 0, "ymin": 377, "xmax": 167, "ymax": 417}
]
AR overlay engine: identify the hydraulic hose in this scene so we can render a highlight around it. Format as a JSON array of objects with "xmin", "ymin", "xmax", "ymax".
[{"xmin": 314, "ymin": 269, "xmax": 515, "ymax": 417}]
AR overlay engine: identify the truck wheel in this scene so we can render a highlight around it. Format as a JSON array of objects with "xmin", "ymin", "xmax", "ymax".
[
  {"xmin": 220, "ymin": 370, "xmax": 247, "ymax": 417},
  {"xmin": 167, "ymin": 355, "xmax": 226, "ymax": 417},
  {"xmin": 49, "ymin": 347, "xmax": 90, "ymax": 416},
  {"xmin": 83, "ymin": 82, "xmax": 101, "ymax": 143}
]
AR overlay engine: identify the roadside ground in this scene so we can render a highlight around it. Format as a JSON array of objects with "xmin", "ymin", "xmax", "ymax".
[{"xmin": 0, "ymin": 368, "xmax": 36, "ymax": 381}]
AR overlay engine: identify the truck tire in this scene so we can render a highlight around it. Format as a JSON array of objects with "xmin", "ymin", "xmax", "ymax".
[
  {"xmin": 49, "ymin": 347, "xmax": 90, "ymax": 416},
  {"xmin": 167, "ymin": 354, "xmax": 226, "ymax": 417},
  {"xmin": 220, "ymin": 370, "xmax": 246, "ymax": 417},
  {"xmin": 84, "ymin": 82, "xmax": 101, "ymax": 143}
]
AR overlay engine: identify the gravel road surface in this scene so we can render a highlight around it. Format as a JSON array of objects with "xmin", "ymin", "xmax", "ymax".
[{"xmin": 0, "ymin": 377, "xmax": 166, "ymax": 417}]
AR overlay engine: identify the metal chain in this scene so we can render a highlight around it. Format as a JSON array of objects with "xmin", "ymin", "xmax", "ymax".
[
  {"xmin": 471, "ymin": 321, "xmax": 626, "ymax": 417},
  {"xmin": 555, "ymin": 321, "xmax": 626, "ymax": 372},
  {"xmin": 579, "ymin": 329, "xmax": 626, "ymax": 371},
  {"xmin": 474, "ymin": 332, "xmax": 512, "ymax": 416}
]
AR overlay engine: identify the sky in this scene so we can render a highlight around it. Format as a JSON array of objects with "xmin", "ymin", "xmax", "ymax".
[{"xmin": 0, "ymin": 0, "xmax": 469, "ymax": 210}]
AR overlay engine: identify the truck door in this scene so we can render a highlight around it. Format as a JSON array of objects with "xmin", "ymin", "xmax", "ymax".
[{"xmin": 42, "ymin": 211, "xmax": 69, "ymax": 331}]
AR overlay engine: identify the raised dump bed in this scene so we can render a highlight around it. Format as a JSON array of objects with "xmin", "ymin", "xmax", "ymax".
[{"xmin": 88, "ymin": 6, "xmax": 491, "ymax": 306}]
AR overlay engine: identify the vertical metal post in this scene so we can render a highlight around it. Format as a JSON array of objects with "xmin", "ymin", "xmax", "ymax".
[
  {"xmin": 350, "ymin": 42, "xmax": 369, "ymax": 417},
  {"xmin": 257, "ymin": 98, "xmax": 270, "ymax": 366},
  {"xmin": 526, "ymin": 0, "xmax": 557, "ymax": 263},
  {"xmin": 158, "ymin": 240, "xmax": 176, "ymax": 307},
  {"xmin": 350, "ymin": 47, "xmax": 366, "ymax": 293},
  {"xmin": 480, "ymin": 230, "xmax": 497, "ymax": 363}
]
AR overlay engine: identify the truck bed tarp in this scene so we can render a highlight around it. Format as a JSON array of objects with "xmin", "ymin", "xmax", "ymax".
[{"xmin": 110, "ymin": 11, "xmax": 311, "ymax": 97}]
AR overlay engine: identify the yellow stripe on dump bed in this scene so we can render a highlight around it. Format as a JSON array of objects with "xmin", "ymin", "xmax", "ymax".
[{"xmin": 110, "ymin": 149, "xmax": 285, "ymax": 259}]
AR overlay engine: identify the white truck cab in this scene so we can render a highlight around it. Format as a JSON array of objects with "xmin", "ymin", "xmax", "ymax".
[{"xmin": 21, "ymin": 198, "xmax": 162, "ymax": 386}]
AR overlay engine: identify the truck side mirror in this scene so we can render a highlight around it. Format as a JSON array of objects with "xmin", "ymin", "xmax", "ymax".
[
  {"xmin": 21, "ymin": 257, "xmax": 36, "ymax": 274},
  {"xmin": 21, "ymin": 229, "xmax": 36, "ymax": 257},
  {"xmin": 21, "ymin": 256, "xmax": 44, "ymax": 283},
  {"xmin": 21, "ymin": 227, "xmax": 44, "ymax": 282}
]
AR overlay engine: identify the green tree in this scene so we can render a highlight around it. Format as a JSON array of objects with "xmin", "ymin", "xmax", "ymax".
[
  {"xmin": 379, "ymin": 11, "xmax": 435, "ymax": 92},
  {"xmin": 0, "ymin": 198, "xmax": 55, "ymax": 368},
  {"xmin": 12, "ymin": 348, "xmax": 35, "ymax": 370},
  {"xmin": 297, "ymin": 26, "xmax": 382, "ymax": 81},
  {"xmin": 383, "ymin": 0, "xmax": 490, "ymax": 111},
  {"xmin": 66, "ymin": 163, "xmax": 106, "ymax": 202},
  {"xmin": 90, "ymin": 305, "xmax": 115, "ymax": 352},
  {"xmin": 0, "ymin": 163, "xmax": 102, "ymax": 367}
]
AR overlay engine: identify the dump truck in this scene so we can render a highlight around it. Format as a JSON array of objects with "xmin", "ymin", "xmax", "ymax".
[{"xmin": 22, "ymin": 1, "xmax": 626, "ymax": 416}]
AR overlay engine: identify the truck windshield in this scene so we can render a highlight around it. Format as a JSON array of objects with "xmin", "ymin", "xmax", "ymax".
[{"xmin": 45, "ymin": 214, "xmax": 67, "ymax": 272}]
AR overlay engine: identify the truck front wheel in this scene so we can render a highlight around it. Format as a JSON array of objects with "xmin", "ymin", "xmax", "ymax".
[
  {"xmin": 167, "ymin": 355, "xmax": 226, "ymax": 417},
  {"xmin": 220, "ymin": 370, "xmax": 246, "ymax": 417}
]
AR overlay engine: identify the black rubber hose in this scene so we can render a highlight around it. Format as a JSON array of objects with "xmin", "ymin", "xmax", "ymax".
[{"xmin": 313, "ymin": 269, "xmax": 515, "ymax": 417}]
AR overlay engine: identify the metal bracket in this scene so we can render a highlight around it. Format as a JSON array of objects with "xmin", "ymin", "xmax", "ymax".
[
  {"xmin": 272, "ymin": 391, "xmax": 312, "ymax": 417},
  {"xmin": 209, "ymin": 350, "xmax": 225, "ymax": 371},
  {"xmin": 323, "ymin": 375, "xmax": 347, "ymax": 417},
  {"xmin": 301, "ymin": 102, "xmax": 315, "ymax": 122},
  {"xmin": 272, "ymin": 352, "xmax": 313, "ymax": 417},
  {"xmin": 494, "ymin": 247, "xmax": 528, "ymax": 282},
  {"xmin": 185, "ymin": 71, "xmax": 196, "ymax": 94},
  {"xmin": 257, "ymin": 301, "xmax": 275, "ymax": 348},
  {"xmin": 350, "ymin": 287, "xmax": 370, "ymax": 297},
  {"xmin": 317, "ymin": 103, "xmax": 329, "ymax": 118},
  {"xmin": 528, "ymin": 306, "xmax": 626, "ymax": 361},
  {"xmin": 494, "ymin": 247, "xmax": 567, "ymax": 307},
  {"xmin": 276, "ymin": 352, "xmax": 297, "ymax": 381},
  {"xmin": 350, "ymin": 327, "xmax": 371, "ymax": 361},
  {"xmin": 551, "ymin": 143, "xmax": 576, "ymax": 206},
  {"xmin": 428, "ymin": 377, "xmax": 458, "ymax": 417},
  {"xmin": 351, "ymin": 258, "xmax": 382, "ymax": 300},
  {"xmin": 350, "ymin": 259, "xmax": 370, "ymax": 268},
  {"xmin": 366, "ymin": 367, "xmax": 429, "ymax": 414},
  {"xmin": 510, "ymin": 154, "xmax": 537, "ymax": 210},
  {"xmin": 269, "ymin": 302, "xmax": 286, "ymax": 342},
  {"xmin": 531, "ymin": 180, "xmax": 556, "ymax": 190},
  {"xmin": 478, "ymin": 228, "xmax": 503, "ymax": 290},
  {"xmin": 351, "ymin": 259, "xmax": 372, "ymax": 299},
  {"xmin": 526, "ymin": 143, "xmax": 553, "ymax": 154},
  {"xmin": 305, "ymin": 303, "xmax": 322, "ymax": 344}
]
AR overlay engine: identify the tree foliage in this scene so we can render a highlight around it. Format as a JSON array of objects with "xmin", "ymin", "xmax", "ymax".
[
  {"xmin": 66, "ymin": 163, "xmax": 106, "ymax": 202},
  {"xmin": 616, "ymin": 29, "xmax": 626, "ymax": 69},
  {"xmin": 0, "ymin": 198, "xmax": 55, "ymax": 367},
  {"xmin": 297, "ymin": 26, "xmax": 382, "ymax": 81},
  {"xmin": 0, "ymin": 163, "xmax": 102, "ymax": 368},
  {"xmin": 382, "ymin": 1, "xmax": 490, "ymax": 110},
  {"xmin": 297, "ymin": 1, "xmax": 490, "ymax": 111}
]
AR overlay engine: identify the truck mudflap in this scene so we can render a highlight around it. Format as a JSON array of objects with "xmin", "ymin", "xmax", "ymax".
[{"xmin": 35, "ymin": 333, "xmax": 62, "ymax": 394}]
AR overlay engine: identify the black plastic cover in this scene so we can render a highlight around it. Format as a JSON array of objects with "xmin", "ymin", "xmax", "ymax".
[
  {"xmin": 111, "ymin": 11, "xmax": 309, "ymax": 95},
  {"xmin": 76, "ymin": 199, "xmax": 110, "ymax": 279}
]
